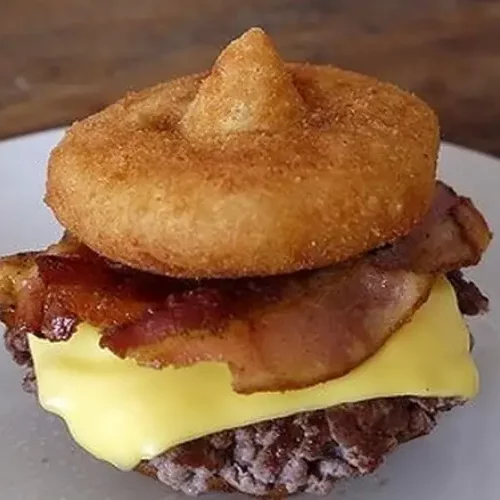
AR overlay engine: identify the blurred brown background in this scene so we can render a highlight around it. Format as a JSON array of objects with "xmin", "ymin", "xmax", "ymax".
[{"xmin": 1, "ymin": 0, "xmax": 499, "ymax": 155}]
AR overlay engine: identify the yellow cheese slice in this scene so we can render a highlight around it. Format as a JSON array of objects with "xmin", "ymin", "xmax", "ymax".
[{"xmin": 28, "ymin": 276, "xmax": 478, "ymax": 470}]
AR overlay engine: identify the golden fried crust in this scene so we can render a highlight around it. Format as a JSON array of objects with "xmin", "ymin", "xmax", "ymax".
[{"xmin": 46, "ymin": 28, "xmax": 439, "ymax": 278}]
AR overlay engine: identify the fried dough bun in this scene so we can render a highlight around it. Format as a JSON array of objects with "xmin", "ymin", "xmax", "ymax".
[{"xmin": 46, "ymin": 28, "xmax": 439, "ymax": 278}]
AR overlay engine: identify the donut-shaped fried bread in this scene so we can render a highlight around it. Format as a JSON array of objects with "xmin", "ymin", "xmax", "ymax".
[{"xmin": 46, "ymin": 28, "xmax": 439, "ymax": 278}]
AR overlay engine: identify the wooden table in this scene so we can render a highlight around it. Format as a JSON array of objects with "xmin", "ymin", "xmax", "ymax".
[{"xmin": 2, "ymin": 0, "xmax": 499, "ymax": 156}]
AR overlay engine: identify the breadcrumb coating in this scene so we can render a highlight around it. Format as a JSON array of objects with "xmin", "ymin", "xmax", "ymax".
[{"xmin": 46, "ymin": 28, "xmax": 439, "ymax": 278}]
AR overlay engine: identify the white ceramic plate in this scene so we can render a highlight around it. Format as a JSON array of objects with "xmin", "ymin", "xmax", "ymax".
[{"xmin": 0, "ymin": 130, "xmax": 498, "ymax": 500}]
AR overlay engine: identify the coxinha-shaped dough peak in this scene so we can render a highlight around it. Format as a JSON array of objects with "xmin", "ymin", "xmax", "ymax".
[{"xmin": 181, "ymin": 27, "xmax": 306, "ymax": 141}]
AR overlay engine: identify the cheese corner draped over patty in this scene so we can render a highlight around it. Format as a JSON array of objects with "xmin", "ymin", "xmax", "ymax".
[{"xmin": 28, "ymin": 276, "xmax": 478, "ymax": 470}]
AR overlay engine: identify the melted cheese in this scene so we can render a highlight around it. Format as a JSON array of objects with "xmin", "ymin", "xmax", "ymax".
[{"xmin": 28, "ymin": 277, "xmax": 478, "ymax": 470}]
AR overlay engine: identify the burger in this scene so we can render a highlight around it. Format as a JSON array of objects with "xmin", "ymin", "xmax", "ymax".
[{"xmin": 0, "ymin": 28, "xmax": 492, "ymax": 496}]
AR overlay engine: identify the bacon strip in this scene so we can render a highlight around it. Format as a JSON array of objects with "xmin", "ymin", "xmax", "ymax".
[
  {"xmin": 0, "ymin": 182, "xmax": 492, "ymax": 393},
  {"xmin": 373, "ymin": 182, "xmax": 491, "ymax": 272},
  {"xmin": 0, "ymin": 252, "xmax": 38, "ymax": 329},
  {"xmin": 101, "ymin": 263, "xmax": 433, "ymax": 392}
]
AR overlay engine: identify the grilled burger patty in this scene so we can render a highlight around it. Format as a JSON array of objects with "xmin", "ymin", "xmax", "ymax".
[
  {"xmin": 4, "ymin": 271, "xmax": 487, "ymax": 496},
  {"xmin": 140, "ymin": 396, "xmax": 460, "ymax": 496}
]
